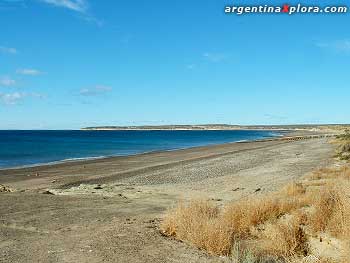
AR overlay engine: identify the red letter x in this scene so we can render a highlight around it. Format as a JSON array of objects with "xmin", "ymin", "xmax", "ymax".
[{"xmin": 282, "ymin": 4, "xmax": 289, "ymax": 12}]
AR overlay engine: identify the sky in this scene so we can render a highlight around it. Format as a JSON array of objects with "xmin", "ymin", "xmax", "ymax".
[{"xmin": 1, "ymin": 0, "xmax": 350, "ymax": 129}]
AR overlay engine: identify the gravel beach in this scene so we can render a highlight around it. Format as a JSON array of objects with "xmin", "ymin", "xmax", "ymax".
[{"xmin": 0, "ymin": 137, "xmax": 335, "ymax": 263}]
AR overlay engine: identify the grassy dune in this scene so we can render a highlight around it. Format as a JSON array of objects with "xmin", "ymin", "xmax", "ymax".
[{"xmin": 161, "ymin": 135, "xmax": 350, "ymax": 262}]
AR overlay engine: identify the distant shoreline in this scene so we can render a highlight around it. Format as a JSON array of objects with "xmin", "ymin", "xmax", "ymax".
[
  {"xmin": 0, "ymin": 131, "xmax": 336, "ymax": 174},
  {"xmin": 81, "ymin": 124, "xmax": 350, "ymax": 131},
  {"xmin": 0, "ymin": 130, "xmax": 284, "ymax": 171}
]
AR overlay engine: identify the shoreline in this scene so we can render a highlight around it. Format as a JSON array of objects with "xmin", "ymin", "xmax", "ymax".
[
  {"xmin": 0, "ymin": 137, "xmax": 279, "ymax": 172},
  {"xmin": 0, "ymin": 130, "xmax": 333, "ymax": 173},
  {"xmin": 0, "ymin": 131, "xmax": 336, "ymax": 190},
  {"xmin": 0, "ymin": 130, "xmax": 286, "ymax": 171}
]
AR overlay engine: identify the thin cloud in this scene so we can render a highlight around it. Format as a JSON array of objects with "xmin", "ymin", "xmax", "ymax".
[
  {"xmin": 79, "ymin": 85, "xmax": 112, "ymax": 96},
  {"xmin": 0, "ymin": 76, "xmax": 16, "ymax": 86},
  {"xmin": 0, "ymin": 92, "xmax": 25, "ymax": 105},
  {"xmin": 38, "ymin": 0, "xmax": 103, "ymax": 26},
  {"xmin": 203, "ymin": 52, "xmax": 228, "ymax": 62},
  {"xmin": 0, "ymin": 92, "xmax": 45, "ymax": 105},
  {"xmin": 16, "ymin": 68, "xmax": 43, "ymax": 76},
  {"xmin": 316, "ymin": 39, "xmax": 350, "ymax": 53},
  {"xmin": 0, "ymin": 46, "xmax": 17, "ymax": 54},
  {"xmin": 39, "ymin": 0, "xmax": 88, "ymax": 13}
]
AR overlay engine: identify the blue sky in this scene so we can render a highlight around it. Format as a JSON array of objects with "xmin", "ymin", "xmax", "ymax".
[{"xmin": 0, "ymin": 0, "xmax": 350, "ymax": 129}]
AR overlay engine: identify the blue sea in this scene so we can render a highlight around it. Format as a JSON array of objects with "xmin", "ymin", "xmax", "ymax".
[{"xmin": 0, "ymin": 130, "xmax": 281, "ymax": 169}]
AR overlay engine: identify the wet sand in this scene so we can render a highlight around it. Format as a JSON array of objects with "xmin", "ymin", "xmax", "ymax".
[{"xmin": 0, "ymin": 136, "xmax": 335, "ymax": 262}]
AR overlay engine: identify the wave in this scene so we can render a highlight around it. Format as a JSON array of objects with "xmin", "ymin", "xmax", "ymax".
[{"xmin": 0, "ymin": 155, "xmax": 108, "ymax": 171}]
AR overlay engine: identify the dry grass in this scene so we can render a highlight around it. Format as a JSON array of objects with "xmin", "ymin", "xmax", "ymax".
[
  {"xmin": 161, "ymin": 163, "xmax": 350, "ymax": 262},
  {"xmin": 161, "ymin": 200, "xmax": 232, "ymax": 255},
  {"xmin": 161, "ymin": 189, "xmax": 311, "ymax": 259},
  {"xmin": 336, "ymin": 130, "xmax": 350, "ymax": 160},
  {"xmin": 257, "ymin": 214, "xmax": 309, "ymax": 258},
  {"xmin": 309, "ymin": 186, "xmax": 340, "ymax": 233},
  {"xmin": 282, "ymin": 182, "xmax": 306, "ymax": 196},
  {"xmin": 308, "ymin": 183, "xmax": 350, "ymax": 239},
  {"xmin": 222, "ymin": 194, "xmax": 306, "ymax": 239}
]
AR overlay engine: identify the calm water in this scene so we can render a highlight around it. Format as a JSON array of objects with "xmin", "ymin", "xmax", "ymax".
[{"xmin": 0, "ymin": 130, "xmax": 281, "ymax": 169}]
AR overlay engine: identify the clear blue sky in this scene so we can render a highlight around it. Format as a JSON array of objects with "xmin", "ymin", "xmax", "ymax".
[{"xmin": 1, "ymin": 0, "xmax": 350, "ymax": 129}]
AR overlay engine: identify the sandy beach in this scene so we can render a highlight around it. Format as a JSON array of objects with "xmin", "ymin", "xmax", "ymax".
[{"xmin": 0, "ymin": 136, "xmax": 336, "ymax": 263}]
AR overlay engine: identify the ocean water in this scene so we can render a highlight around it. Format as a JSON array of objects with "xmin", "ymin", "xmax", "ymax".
[{"xmin": 0, "ymin": 130, "xmax": 281, "ymax": 169}]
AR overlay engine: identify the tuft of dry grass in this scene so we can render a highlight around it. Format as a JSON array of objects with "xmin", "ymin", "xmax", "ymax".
[
  {"xmin": 161, "ymin": 189, "xmax": 310, "ymax": 258},
  {"xmin": 308, "ymin": 168, "xmax": 340, "ymax": 181},
  {"xmin": 335, "ymin": 130, "xmax": 350, "ymax": 160},
  {"xmin": 340, "ymin": 166, "xmax": 350, "ymax": 179},
  {"xmin": 160, "ymin": 163, "xmax": 350, "ymax": 262},
  {"xmin": 161, "ymin": 200, "xmax": 218, "ymax": 237},
  {"xmin": 161, "ymin": 200, "xmax": 232, "ymax": 255},
  {"xmin": 309, "ymin": 186, "xmax": 339, "ymax": 233},
  {"xmin": 257, "ymin": 214, "xmax": 309, "ymax": 258},
  {"xmin": 282, "ymin": 182, "xmax": 306, "ymax": 196},
  {"xmin": 221, "ymin": 194, "xmax": 305, "ymax": 239},
  {"xmin": 308, "ymin": 183, "xmax": 350, "ymax": 239}
]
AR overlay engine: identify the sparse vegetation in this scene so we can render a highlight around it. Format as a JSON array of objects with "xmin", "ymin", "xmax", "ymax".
[
  {"xmin": 161, "ymin": 165, "xmax": 350, "ymax": 262},
  {"xmin": 336, "ymin": 130, "xmax": 350, "ymax": 160},
  {"xmin": 336, "ymin": 129, "xmax": 350, "ymax": 140}
]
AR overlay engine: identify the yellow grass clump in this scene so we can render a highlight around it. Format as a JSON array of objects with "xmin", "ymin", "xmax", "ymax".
[
  {"xmin": 161, "ymin": 200, "xmax": 232, "ymax": 255},
  {"xmin": 161, "ymin": 163, "xmax": 350, "ymax": 262},
  {"xmin": 308, "ymin": 183, "xmax": 350, "ymax": 239},
  {"xmin": 257, "ymin": 214, "xmax": 309, "ymax": 258},
  {"xmin": 221, "ymin": 194, "xmax": 306, "ymax": 239}
]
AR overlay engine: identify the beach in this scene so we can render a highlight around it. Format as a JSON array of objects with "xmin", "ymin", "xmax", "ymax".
[{"xmin": 0, "ymin": 136, "xmax": 336, "ymax": 262}]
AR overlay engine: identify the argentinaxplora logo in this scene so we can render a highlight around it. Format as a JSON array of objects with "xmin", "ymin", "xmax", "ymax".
[{"xmin": 224, "ymin": 4, "xmax": 348, "ymax": 15}]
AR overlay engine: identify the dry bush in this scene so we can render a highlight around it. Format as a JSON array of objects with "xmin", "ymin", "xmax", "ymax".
[
  {"xmin": 336, "ymin": 131, "xmax": 350, "ymax": 160},
  {"xmin": 308, "ymin": 182, "xmax": 350, "ymax": 239},
  {"xmin": 337, "ymin": 141, "xmax": 350, "ymax": 160},
  {"xmin": 161, "ymin": 193, "xmax": 308, "ymax": 257},
  {"xmin": 161, "ymin": 200, "xmax": 232, "ymax": 255},
  {"xmin": 339, "ymin": 142, "xmax": 350, "ymax": 153},
  {"xmin": 161, "ymin": 192, "xmax": 312, "ymax": 259},
  {"xmin": 161, "ymin": 200, "xmax": 218, "ymax": 236},
  {"xmin": 326, "ymin": 185, "xmax": 350, "ymax": 238},
  {"xmin": 307, "ymin": 166, "xmax": 350, "ymax": 181},
  {"xmin": 257, "ymin": 214, "xmax": 308, "ymax": 259},
  {"xmin": 282, "ymin": 182, "xmax": 306, "ymax": 196},
  {"xmin": 308, "ymin": 168, "xmax": 340, "ymax": 181},
  {"xmin": 161, "ymin": 164, "xmax": 350, "ymax": 261},
  {"xmin": 308, "ymin": 171, "xmax": 323, "ymax": 181},
  {"xmin": 336, "ymin": 130, "xmax": 350, "ymax": 141},
  {"xmin": 340, "ymin": 166, "xmax": 350, "ymax": 179},
  {"xmin": 308, "ymin": 186, "xmax": 339, "ymax": 233},
  {"xmin": 222, "ymin": 195, "xmax": 305, "ymax": 239}
]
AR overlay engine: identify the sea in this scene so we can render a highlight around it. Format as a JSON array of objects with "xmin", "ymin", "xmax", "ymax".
[{"xmin": 0, "ymin": 130, "xmax": 282, "ymax": 169}]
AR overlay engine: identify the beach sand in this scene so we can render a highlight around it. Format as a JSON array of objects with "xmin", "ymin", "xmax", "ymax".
[{"xmin": 0, "ymin": 137, "xmax": 335, "ymax": 262}]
